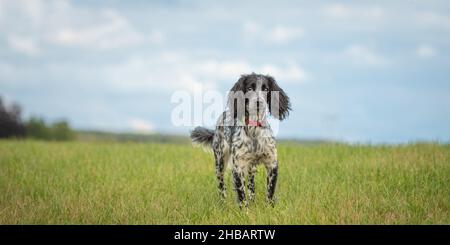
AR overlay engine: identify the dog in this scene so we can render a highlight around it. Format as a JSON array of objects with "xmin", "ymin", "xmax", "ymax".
[{"xmin": 190, "ymin": 73, "xmax": 291, "ymax": 207}]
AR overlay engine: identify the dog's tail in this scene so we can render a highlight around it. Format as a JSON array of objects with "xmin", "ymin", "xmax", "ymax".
[{"xmin": 190, "ymin": 126, "xmax": 214, "ymax": 147}]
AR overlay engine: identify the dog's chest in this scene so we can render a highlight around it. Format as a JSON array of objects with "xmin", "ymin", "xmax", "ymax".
[{"xmin": 233, "ymin": 127, "xmax": 276, "ymax": 160}]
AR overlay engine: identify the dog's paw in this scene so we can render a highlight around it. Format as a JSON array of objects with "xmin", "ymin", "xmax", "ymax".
[
  {"xmin": 220, "ymin": 192, "xmax": 227, "ymax": 199},
  {"xmin": 267, "ymin": 196, "xmax": 278, "ymax": 207},
  {"xmin": 239, "ymin": 200, "xmax": 249, "ymax": 209},
  {"xmin": 248, "ymin": 194, "xmax": 256, "ymax": 203}
]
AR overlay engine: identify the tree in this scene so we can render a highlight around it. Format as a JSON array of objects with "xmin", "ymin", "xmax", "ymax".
[
  {"xmin": 51, "ymin": 120, "xmax": 75, "ymax": 141},
  {"xmin": 26, "ymin": 117, "xmax": 76, "ymax": 141},
  {"xmin": 26, "ymin": 116, "xmax": 51, "ymax": 140},
  {"xmin": 1, "ymin": 96, "xmax": 76, "ymax": 141},
  {"xmin": 0, "ymin": 97, "xmax": 26, "ymax": 138}
]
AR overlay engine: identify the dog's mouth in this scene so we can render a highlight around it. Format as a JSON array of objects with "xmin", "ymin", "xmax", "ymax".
[{"xmin": 247, "ymin": 100, "xmax": 267, "ymax": 122}]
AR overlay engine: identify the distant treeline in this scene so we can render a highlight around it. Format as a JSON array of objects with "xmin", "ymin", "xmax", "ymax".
[
  {"xmin": 1, "ymin": 96, "xmax": 332, "ymax": 144},
  {"xmin": 0, "ymin": 97, "xmax": 75, "ymax": 141},
  {"xmin": 26, "ymin": 117, "xmax": 75, "ymax": 141},
  {"xmin": 77, "ymin": 130, "xmax": 191, "ymax": 144},
  {"xmin": 0, "ymin": 97, "xmax": 25, "ymax": 138}
]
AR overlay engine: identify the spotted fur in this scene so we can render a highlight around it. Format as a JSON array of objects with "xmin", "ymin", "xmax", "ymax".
[{"xmin": 190, "ymin": 73, "xmax": 291, "ymax": 207}]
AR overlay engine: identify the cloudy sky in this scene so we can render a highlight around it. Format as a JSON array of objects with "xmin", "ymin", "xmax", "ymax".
[{"xmin": 1, "ymin": 0, "xmax": 449, "ymax": 143}]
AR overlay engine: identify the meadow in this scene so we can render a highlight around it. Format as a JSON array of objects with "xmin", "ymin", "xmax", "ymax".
[{"xmin": 0, "ymin": 140, "xmax": 449, "ymax": 224}]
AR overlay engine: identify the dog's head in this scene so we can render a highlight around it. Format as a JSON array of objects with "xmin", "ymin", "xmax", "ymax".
[{"xmin": 227, "ymin": 73, "xmax": 291, "ymax": 123}]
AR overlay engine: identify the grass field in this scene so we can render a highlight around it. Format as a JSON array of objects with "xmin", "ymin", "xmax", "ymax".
[{"xmin": 0, "ymin": 140, "xmax": 449, "ymax": 224}]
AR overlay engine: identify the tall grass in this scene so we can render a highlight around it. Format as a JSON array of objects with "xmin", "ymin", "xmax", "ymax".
[{"xmin": 0, "ymin": 140, "xmax": 448, "ymax": 224}]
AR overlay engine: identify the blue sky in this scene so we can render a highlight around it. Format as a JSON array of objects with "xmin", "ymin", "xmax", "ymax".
[{"xmin": 1, "ymin": 0, "xmax": 449, "ymax": 143}]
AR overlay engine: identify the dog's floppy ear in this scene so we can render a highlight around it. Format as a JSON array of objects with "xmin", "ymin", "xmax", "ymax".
[
  {"xmin": 267, "ymin": 75, "xmax": 291, "ymax": 120},
  {"xmin": 229, "ymin": 74, "xmax": 247, "ymax": 93},
  {"xmin": 227, "ymin": 74, "xmax": 248, "ymax": 120}
]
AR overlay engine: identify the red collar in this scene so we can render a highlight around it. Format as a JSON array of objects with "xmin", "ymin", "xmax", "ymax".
[{"xmin": 245, "ymin": 118, "xmax": 264, "ymax": 127}]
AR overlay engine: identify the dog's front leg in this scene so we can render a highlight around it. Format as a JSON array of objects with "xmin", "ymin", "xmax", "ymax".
[
  {"xmin": 214, "ymin": 153, "xmax": 227, "ymax": 199},
  {"xmin": 266, "ymin": 160, "xmax": 279, "ymax": 206},
  {"xmin": 232, "ymin": 161, "xmax": 247, "ymax": 208},
  {"xmin": 248, "ymin": 165, "xmax": 257, "ymax": 202}
]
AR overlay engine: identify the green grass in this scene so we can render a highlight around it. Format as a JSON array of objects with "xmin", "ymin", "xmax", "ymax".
[{"xmin": 0, "ymin": 140, "xmax": 449, "ymax": 224}]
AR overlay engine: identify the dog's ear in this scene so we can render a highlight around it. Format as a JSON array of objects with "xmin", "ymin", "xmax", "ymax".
[
  {"xmin": 227, "ymin": 74, "xmax": 248, "ymax": 120},
  {"xmin": 267, "ymin": 75, "xmax": 291, "ymax": 120},
  {"xmin": 229, "ymin": 74, "xmax": 247, "ymax": 93}
]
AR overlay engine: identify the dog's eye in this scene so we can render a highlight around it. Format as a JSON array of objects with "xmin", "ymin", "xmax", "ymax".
[
  {"xmin": 263, "ymin": 87, "xmax": 269, "ymax": 91},
  {"xmin": 247, "ymin": 87, "xmax": 253, "ymax": 91}
]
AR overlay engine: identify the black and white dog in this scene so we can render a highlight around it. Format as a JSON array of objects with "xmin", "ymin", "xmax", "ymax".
[{"xmin": 190, "ymin": 73, "xmax": 291, "ymax": 207}]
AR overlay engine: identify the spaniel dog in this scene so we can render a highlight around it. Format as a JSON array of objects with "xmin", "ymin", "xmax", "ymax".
[{"xmin": 190, "ymin": 73, "xmax": 291, "ymax": 207}]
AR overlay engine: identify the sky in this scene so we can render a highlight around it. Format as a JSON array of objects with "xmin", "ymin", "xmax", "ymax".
[{"xmin": 0, "ymin": 0, "xmax": 449, "ymax": 143}]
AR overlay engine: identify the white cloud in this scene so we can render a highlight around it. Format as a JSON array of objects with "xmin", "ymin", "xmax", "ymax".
[
  {"xmin": 100, "ymin": 55, "xmax": 215, "ymax": 94},
  {"xmin": 128, "ymin": 118, "xmax": 155, "ymax": 133},
  {"xmin": 260, "ymin": 63, "xmax": 307, "ymax": 82},
  {"xmin": 101, "ymin": 52, "xmax": 308, "ymax": 95},
  {"xmin": 323, "ymin": 4, "xmax": 349, "ymax": 18},
  {"xmin": 323, "ymin": 4, "xmax": 384, "ymax": 19},
  {"xmin": 1, "ymin": 1, "xmax": 154, "ymax": 52},
  {"xmin": 148, "ymin": 30, "xmax": 166, "ymax": 44},
  {"xmin": 416, "ymin": 44, "xmax": 437, "ymax": 58},
  {"xmin": 243, "ymin": 21, "xmax": 304, "ymax": 44},
  {"xmin": 196, "ymin": 60, "xmax": 252, "ymax": 79},
  {"xmin": 196, "ymin": 59, "xmax": 307, "ymax": 84},
  {"xmin": 10, "ymin": 0, "xmax": 45, "ymax": 26},
  {"xmin": 49, "ymin": 9, "xmax": 144, "ymax": 49},
  {"xmin": 0, "ymin": 0, "xmax": 4, "ymax": 23},
  {"xmin": 243, "ymin": 21, "xmax": 262, "ymax": 36},
  {"xmin": 416, "ymin": 11, "xmax": 450, "ymax": 29},
  {"xmin": 267, "ymin": 26, "xmax": 304, "ymax": 44},
  {"xmin": 7, "ymin": 35, "xmax": 40, "ymax": 56},
  {"xmin": 345, "ymin": 44, "xmax": 389, "ymax": 66}
]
